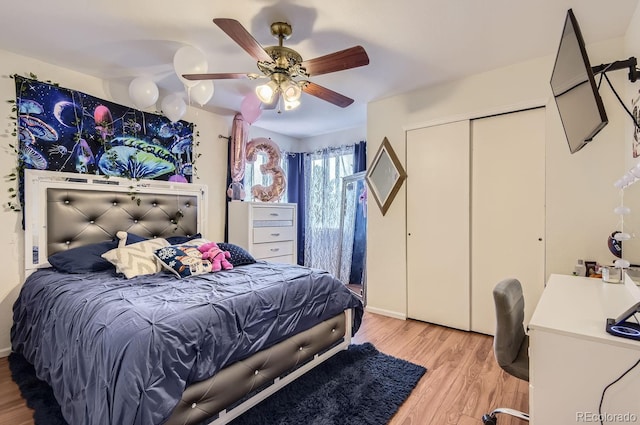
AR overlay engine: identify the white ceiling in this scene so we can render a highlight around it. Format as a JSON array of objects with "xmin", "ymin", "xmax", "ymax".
[{"xmin": 0, "ymin": 0, "xmax": 637, "ymax": 139}]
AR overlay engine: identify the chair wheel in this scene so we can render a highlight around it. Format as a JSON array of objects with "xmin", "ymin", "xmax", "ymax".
[{"xmin": 482, "ymin": 413, "xmax": 497, "ymax": 425}]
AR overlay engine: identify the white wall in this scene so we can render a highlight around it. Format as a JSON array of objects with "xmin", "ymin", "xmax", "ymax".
[
  {"xmin": 366, "ymin": 36, "xmax": 631, "ymax": 318},
  {"xmin": 249, "ymin": 126, "xmax": 302, "ymax": 153},
  {"xmin": 0, "ymin": 49, "xmax": 231, "ymax": 356},
  {"xmin": 618, "ymin": 7, "xmax": 640, "ymax": 265},
  {"xmin": 299, "ymin": 126, "xmax": 366, "ymax": 152},
  {"xmin": 248, "ymin": 125, "xmax": 366, "ymax": 153}
]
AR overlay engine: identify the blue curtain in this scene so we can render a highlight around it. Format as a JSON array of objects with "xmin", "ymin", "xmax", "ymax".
[
  {"xmin": 285, "ymin": 141, "xmax": 366, "ymax": 270},
  {"xmin": 350, "ymin": 141, "xmax": 367, "ymax": 285},
  {"xmin": 224, "ymin": 138, "xmax": 232, "ymax": 242},
  {"xmin": 286, "ymin": 153, "xmax": 305, "ymax": 265},
  {"xmin": 354, "ymin": 140, "xmax": 367, "ymax": 173}
]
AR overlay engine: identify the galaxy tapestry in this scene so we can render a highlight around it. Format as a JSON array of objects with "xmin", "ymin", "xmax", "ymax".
[{"xmin": 14, "ymin": 75, "xmax": 193, "ymax": 182}]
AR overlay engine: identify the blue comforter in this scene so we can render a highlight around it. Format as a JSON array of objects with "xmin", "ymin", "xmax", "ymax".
[{"xmin": 11, "ymin": 262, "xmax": 363, "ymax": 425}]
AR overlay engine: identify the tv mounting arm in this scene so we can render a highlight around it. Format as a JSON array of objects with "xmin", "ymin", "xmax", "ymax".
[
  {"xmin": 592, "ymin": 56, "xmax": 638, "ymax": 82},
  {"xmin": 591, "ymin": 56, "xmax": 640, "ymax": 131}
]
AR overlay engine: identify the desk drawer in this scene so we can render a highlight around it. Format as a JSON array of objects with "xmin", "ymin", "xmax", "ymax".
[
  {"xmin": 253, "ymin": 226, "xmax": 294, "ymax": 243},
  {"xmin": 253, "ymin": 207, "xmax": 294, "ymax": 221},
  {"xmin": 253, "ymin": 241, "xmax": 294, "ymax": 259}
]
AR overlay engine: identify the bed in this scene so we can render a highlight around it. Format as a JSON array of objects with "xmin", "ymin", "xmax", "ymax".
[{"xmin": 12, "ymin": 169, "xmax": 363, "ymax": 425}]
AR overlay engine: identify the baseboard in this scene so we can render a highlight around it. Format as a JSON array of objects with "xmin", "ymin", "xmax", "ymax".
[
  {"xmin": 0, "ymin": 346, "xmax": 11, "ymax": 358},
  {"xmin": 364, "ymin": 306, "xmax": 407, "ymax": 320}
]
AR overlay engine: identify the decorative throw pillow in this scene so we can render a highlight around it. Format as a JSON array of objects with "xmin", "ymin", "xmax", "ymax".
[
  {"xmin": 177, "ymin": 237, "xmax": 209, "ymax": 247},
  {"xmin": 101, "ymin": 238, "xmax": 169, "ymax": 279},
  {"xmin": 217, "ymin": 243, "xmax": 256, "ymax": 267},
  {"xmin": 154, "ymin": 244, "xmax": 213, "ymax": 278},
  {"xmin": 48, "ymin": 240, "xmax": 119, "ymax": 273}
]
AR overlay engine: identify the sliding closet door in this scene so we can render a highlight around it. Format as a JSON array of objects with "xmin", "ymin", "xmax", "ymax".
[
  {"xmin": 471, "ymin": 108, "xmax": 545, "ymax": 334},
  {"xmin": 407, "ymin": 120, "xmax": 470, "ymax": 330}
]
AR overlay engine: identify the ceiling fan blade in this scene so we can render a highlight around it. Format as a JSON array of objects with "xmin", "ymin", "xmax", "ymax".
[
  {"xmin": 213, "ymin": 18, "xmax": 272, "ymax": 63},
  {"xmin": 301, "ymin": 46, "xmax": 369, "ymax": 77},
  {"xmin": 302, "ymin": 81, "xmax": 354, "ymax": 108},
  {"xmin": 182, "ymin": 73, "xmax": 249, "ymax": 81}
]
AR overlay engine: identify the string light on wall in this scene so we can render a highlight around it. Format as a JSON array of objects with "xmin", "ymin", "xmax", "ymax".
[
  {"xmin": 614, "ymin": 163, "xmax": 640, "ymax": 189},
  {"xmin": 612, "ymin": 163, "xmax": 640, "ymax": 272}
]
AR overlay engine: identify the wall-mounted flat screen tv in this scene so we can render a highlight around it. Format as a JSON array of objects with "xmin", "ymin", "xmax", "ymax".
[{"xmin": 550, "ymin": 9, "xmax": 608, "ymax": 154}]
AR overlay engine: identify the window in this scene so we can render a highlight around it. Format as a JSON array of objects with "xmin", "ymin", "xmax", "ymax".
[{"xmin": 303, "ymin": 146, "xmax": 355, "ymax": 274}]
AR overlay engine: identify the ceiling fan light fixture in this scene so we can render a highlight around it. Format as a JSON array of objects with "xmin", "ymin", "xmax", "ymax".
[
  {"xmin": 281, "ymin": 79, "xmax": 302, "ymax": 102},
  {"xmin": 284, "ymin": 98, "xmax": 301, "ymax": 111},
  {"xmin": 256, "ymin": 80, "xmax": 278, "ymax": 104}
]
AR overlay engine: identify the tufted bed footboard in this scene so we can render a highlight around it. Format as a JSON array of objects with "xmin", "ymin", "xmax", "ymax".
[{"xmin": 166, "ymin": 310, "xmax": 351, "ymax": 425}]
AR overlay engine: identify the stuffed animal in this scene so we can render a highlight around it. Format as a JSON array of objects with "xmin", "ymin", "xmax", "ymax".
[{"xmin": 198, "ymin": 242, "xmax": 233, "ymax": 272}]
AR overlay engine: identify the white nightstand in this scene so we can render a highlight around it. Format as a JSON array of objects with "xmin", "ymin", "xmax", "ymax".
[{"xmin": 228, "ymin": 202, "xmax": 297, "ymax": 264}]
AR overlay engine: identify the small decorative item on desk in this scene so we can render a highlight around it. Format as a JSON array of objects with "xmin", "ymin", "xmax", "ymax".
[
  {"xmin": 602, "ymin": 265, "xmax": 622, "ymax": 283},
  {"xmin": 585, "ymin": 261, "xmax": 597, "ymax": 277}
]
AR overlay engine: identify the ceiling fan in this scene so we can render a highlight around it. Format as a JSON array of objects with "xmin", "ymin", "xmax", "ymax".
[{"xmin": 182, "ymin": 18, "xmax": 370, "ymax": 110}]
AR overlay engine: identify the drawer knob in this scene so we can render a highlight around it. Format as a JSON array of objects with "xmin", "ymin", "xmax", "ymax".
[
  {"xmin": 270, "ymin": 248, "xmax": 280, "ymax": 252},
  {"xmin": 269, "ymin": 213, "xmax": 279, "ymax": 216},
  {"xmin": 270, "ymin": 233, "xmax": 281, "ymax": 237}
]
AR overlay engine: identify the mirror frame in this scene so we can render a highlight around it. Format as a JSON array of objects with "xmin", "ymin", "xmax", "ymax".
[
  {"xmin": 366, "ymin": 137, "xmax": 406, "ymax": 216},
  {"xmin": 337, "ymin": 171, "xmax": 367, "ymax": 304}
]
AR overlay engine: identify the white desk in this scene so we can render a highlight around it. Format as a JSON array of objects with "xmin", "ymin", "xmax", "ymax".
[{"xmin": 529, "ymin": 274, "xmax": 640, "ymax": 424}]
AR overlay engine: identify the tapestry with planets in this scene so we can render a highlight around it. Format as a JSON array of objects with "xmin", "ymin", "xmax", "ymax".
[{"xmin": 14, "ymin": 75, "xmax": 194, "ymax": 182}]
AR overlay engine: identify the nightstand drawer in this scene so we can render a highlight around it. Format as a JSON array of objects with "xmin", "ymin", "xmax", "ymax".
[
  {"xmin": 253, "ymin": 226, "xmax": 294, "ymax": 243},
  {"xmin": 253, "ymin": 241, "xmax": 294, "ymax": 259},
  {"xmin": 252, "ymin": 207, "xmax": 294, "ymax": 221},
  {"xmin": 264, "ymin": 254, "xmax": 295, "ymax": 264}
]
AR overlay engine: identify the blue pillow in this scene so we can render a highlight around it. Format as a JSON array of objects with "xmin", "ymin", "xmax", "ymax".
[
  {"xmin": 167, "ymin": 233, "xmax": 203, "ymax": 245},
  {"xmin": 48, "ymin": 240, "xmax": 119, "ymax": 273},
  {"xmin": 121, "ymin": 232, "xmax": 146, "ymax": 245},
  {"xmin": 218, "ymin": 243, "xmax": 256, "ymax": 267},
  {"xmin": 119, "ymin": 232, "xmax": 202, "ymax": 246}
]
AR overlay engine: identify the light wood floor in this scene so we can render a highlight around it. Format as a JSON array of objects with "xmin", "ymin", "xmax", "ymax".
[{"xmin": 0, "ymin": 311, "xmax": 528, "ymax": 425}]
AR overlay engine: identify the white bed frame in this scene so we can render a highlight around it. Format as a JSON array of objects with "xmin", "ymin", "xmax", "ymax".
[
  {"xmin": 21, "ymin": 168, "xmax": 353, "ymax": 425},
  {"xmin": 205, "ymin": 310, "xmax": 352, "ymax": 425},
  {"xmin": 23, "ymin": 169, "xmax": 207, "ymax": 271}
]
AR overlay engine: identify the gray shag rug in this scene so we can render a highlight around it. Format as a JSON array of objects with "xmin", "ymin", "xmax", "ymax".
[{"xmin": 10, "ymin": 342, "xmax": 426, "ymax": 425}]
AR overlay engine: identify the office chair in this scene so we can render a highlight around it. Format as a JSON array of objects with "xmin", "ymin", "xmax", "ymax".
[{"xmin": 481, "ymin": 278, "xmax": 530, "ymax": 424}]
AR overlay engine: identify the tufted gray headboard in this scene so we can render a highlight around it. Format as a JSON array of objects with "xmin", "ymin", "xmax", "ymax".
[{"xmin": 24, "ymin": 170, "xmax": 207, "ymax": 270}]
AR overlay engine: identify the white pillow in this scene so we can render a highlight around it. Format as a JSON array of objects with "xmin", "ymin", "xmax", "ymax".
[
  {"xmin": 102, "ymin": 238, "xmax": 170, "ymax": 279},
  {"xmin": 179, "ymin": 237, "xmax": 209, "ymax": 247},
  {"xmin": 116, "ymin": 230, "xmax": 130, "ymax": 248}
]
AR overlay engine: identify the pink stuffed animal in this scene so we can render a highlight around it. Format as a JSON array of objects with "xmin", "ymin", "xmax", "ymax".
[{"xmin": 198, "ymin": 242, "xmax": 233, "ymax": 271}]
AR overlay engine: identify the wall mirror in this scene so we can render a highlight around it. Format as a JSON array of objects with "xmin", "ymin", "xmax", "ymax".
[
  {"xmin": 338, "ymin": 171, "xmax": 367, "ymax": 303},
  {"xmin": 366, "ymin": 137, "xmax": 406, "ymax": 216}
]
